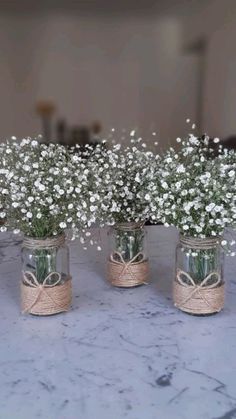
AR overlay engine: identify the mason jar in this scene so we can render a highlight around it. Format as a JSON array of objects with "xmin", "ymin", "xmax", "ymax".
[
  {"xmin": 107, "ymin": 222, "xmax": 149, "ymax": 287},
  {"xmin": 21, "ymin": 234, "xmax": 72, "ymax": 315},
  {"xmin": 173, "ymin": 235, "xmax": 224, "ymax": 315}
]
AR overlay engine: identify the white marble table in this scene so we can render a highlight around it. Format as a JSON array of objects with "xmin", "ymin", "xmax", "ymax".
[{"xmin": 0, "ymin": 226, "xmax": 236, "ymax": 419}]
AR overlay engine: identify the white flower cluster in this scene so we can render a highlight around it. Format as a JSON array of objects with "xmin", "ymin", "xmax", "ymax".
[
  {"xmin": 86, "ymin": 138, "xmax": 160, "ymax": 225},
  {"xmin": 1, "ymin": 132, "xmax": 235, "ymax": 252},
  {"xmin": 0, "ymin": 138, "xmax": 99, "ymax": 238},
  {"xmin": 148, "ymin": 134, "xmax": 236, "ymax": 243}
]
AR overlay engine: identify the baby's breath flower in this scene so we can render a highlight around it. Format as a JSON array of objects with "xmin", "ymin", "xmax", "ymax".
[
  {"xmin": 0, "ymin": 137, "xmax": 97, "ymax": 240},
  {"xmin": 149, "ymin": 133, "xmax": 236, "ymax": 251},
  {"xmin": 83, "ymin": 134, "xmax": 160, "ymax": 226}
]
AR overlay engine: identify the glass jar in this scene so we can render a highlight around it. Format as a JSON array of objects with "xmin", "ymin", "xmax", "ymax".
[
  {"xmin": 107, "ymin": 222, "xmax": 149, "ymax": 287},
  {"xmin": 21, "ymin": 234, "xmax": 71, "ymax": 315},
  {"xmin": 174, "ymin": 235, "xmax": 224, "ymax": 315}
]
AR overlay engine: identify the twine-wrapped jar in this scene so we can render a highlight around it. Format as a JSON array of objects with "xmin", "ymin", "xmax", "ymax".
[
  {"xmin": 107, "ymin": 222, "xmax": 149, "ymax": 287},
  {"xmin": 21, "ymin": 234, "xmax": 72, "ymax": 315},
  {"xmin": 173, "ymin": 235, "xmax": 224, "ymax": 315}
]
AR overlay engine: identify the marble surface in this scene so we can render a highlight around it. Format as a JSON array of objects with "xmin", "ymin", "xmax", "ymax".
[{"xmin": 0, "ymin": 226, "xmax": 236, "ymax": 419}]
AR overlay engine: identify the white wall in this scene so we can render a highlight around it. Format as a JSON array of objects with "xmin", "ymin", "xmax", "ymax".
[
  {"xmin": 203, "ymin": 21, "xmax": 236, "ymax": 138},
  {"xmin": 183, "ymin": 0, "xmax": 236, "ymax": 138},
  {"xmin": 183, "ymin": 0, "xmax": 236, "ymax": 47},
  {"xmin": 0, "ymin": 12, "xmax": 198, "ymax": 146}
]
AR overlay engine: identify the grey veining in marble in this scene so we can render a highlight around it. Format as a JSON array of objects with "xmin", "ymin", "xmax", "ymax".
[{"xmin": 0, "ymin": 226, "xmax": 236, "ymax": 419}]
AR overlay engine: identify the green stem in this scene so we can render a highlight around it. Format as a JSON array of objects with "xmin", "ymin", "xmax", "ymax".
[
  {"xmin": 33, "ymin": 248, "xmax": 57, "ymax": 284},
  {"xmin": 186, "ymin": 249, "xmax": 219, "ymax": 285},
  {"xmin": 114, "ymin": 227, "xmax": 144, "ymax": 262}
]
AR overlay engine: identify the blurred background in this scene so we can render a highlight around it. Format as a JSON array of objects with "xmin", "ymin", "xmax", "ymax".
[{"xmin": 0, "ymin": 0, "xmax": 235, "ymax": 147}]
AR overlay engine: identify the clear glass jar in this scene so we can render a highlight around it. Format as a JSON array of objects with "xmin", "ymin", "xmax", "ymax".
[
  {"xmin": 21, "ymin": 234, "xmax": 71, "ymax": 315},
  {"xmin": 174, "ymin": 235, "xmax": 224, "ymax": 315},
  {"xmin": 108, "ymin": 222, "xmax": 149, "ymax": 287}
]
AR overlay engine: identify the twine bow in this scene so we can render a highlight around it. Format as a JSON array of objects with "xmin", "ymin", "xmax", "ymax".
[
  {"xmin": 22, "ymin": 271, "xmax": 63, "ymax": 313},
  {"xmin": 110, "ymin": 252, "xmax": 148, "ymax": 285},
  {"xmin": 176, "ymin": 269, "xmax": 222, "ymax": 312}
]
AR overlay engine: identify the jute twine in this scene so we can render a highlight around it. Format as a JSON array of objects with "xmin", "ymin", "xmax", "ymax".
[
  {"xmin": 22, "ymin": 234, "xmax": 66, "ymax": 249},
  {"xmin": 21, "ymin": 234, "xmax": 72, "ymax": 316},
  {"xmin": 179, "ymin": 235, "xmax": 220, "ymax": 250},
  {"xmin": 108, "ymin": 252, "xmax": 149, "ymax": 288},
  {"xmin": 173, "ymin": 236, "xmax": 224, "ymax": 315},
  {"xmin": 114, "ymin": 221, "xmax": 145, "ymax": 231}
]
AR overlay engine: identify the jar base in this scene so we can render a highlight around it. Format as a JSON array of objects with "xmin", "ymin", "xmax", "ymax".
[
  {"xmin": 107, "ymin": 259, "xmax": 149, "ymax": 288},
  {"xmin": 21, "ymin": 277, "xmax": 72, "ymax": 315},
  {"xmin": 173, "ymin": 281, "xmax": 224, "ymax": 315},
  {"xmin": 175, "ymin": 310, "xmax": 220, "ymax": 317}
]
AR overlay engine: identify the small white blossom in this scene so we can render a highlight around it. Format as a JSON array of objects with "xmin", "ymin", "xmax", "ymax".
[{"xmin": 59, "ymin": 222, "xmax": 67, "ymax": 229}]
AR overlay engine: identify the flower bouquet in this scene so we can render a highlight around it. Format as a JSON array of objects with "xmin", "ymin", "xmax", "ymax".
[
  {"xmin": 0, "ymin": 138, "xmax": 97, "ymax": 315},
  {"xmin": 149, "ymin": 133, "xmax": 236, "ymax": 314},
  {"xmin": 88, "ymin": 134, "xmax": 160, "ymax": 287}
]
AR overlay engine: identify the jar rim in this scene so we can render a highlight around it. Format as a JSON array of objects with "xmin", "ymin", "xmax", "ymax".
[
  {"xmin": 114, "ymin": 221, "xmax": 145, "ymax": 231},
  {"xmin": 22, "ymin": 233, "xmax": 65, "ymax": 249},
  {"xmin": 179, "ymin": 234, "xmax": 220, "ymax": 249}
]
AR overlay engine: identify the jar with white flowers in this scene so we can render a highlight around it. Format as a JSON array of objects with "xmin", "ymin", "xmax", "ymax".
[
  {"xmin": 21, "ymin": 234, "xmax": 71, "ymax": 315},
  {"xmin": 149, "ymin": 132, "xmax": 236, "ymax": 314},
  {"xmin": 107, "ymin": 222, "xmax": 149, "ymax": 287},
  {"xmin": 0, "ymin": 138, "xmax": 99, "ymax": 315},
  {"xmin": 174, "ymin": 235, "xmax": 224, "ymax": 314},
  {"xmin": 84, "ymin": 135, "xmax": 159, "ymax": 288}
]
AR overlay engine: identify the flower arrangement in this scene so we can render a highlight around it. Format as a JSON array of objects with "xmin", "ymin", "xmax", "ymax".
[
  {"xmin": 0, "ymin": 138, "xmax": 100, "ymax": 238},
  {"xmin": 0, "ymin": 137, "xmax": 102, "ymax": 314},
  {"xmin": 148, "ymin": 132, "xmax": 236, "ymax": 314},
  {"xmin": 1, "ymin": 129, "xmax": 234, "ymax": 312},
  {"xmin": 87, "ymin": 136, "xmax": 160, "ymax": 225},
  {"xmin": 149, "ymin": 133, "xmax": 236, "ymax": 242},
  {"xmin": 85, "ymin": 131, "xmax": 160, "ymax": 286}
]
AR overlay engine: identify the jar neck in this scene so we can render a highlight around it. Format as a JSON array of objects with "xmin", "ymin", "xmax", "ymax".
[
  {"xmin": 23, "ymin": 233, "xmax": 65, "ymax": 250},
  {"xmin": 114, "ymin": 221, "xmax": 145, "ymax": 232},
  {"xmin": 179, "ymin": 235, "xmax": 220, "ymax": 250}
]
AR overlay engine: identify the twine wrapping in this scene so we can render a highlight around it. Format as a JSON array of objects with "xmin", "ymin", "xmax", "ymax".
[
  {"xmin": 174, "ymin": 235, "xmax": 224, "ymax": 314},
  {"xmin": 21, "ymin": 271, "xmax": 72, "ymax": 315},
  {"xmin": 114, "ymin": 221, "xmax": 145, "ymax": 231},
  {"xmin": 179, "ymin": 235, "xmax": 220, "ymax": 250},
  {"xmin": 173, "ymin": 269, "xmax": 224, "ymax": 314},
  {"xmin": 23, "ymin": 234, "xmax": 65, "ymax": 250},
  {"xmin": 108, "ymin": 252, "xmax": 149, "ymax": 288}
]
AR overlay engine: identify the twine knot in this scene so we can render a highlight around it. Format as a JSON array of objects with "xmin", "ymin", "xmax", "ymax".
[
  {"xmin": 21, "ymin": 271, "xmax": 71, "ymax": 315},
  {"xmin": 174, "ymin": 269, "xmax": 224, "ymax": 314},
  {"xmin": 108, "ymin": 252, "xmax": 149, "ymax": 287}
]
